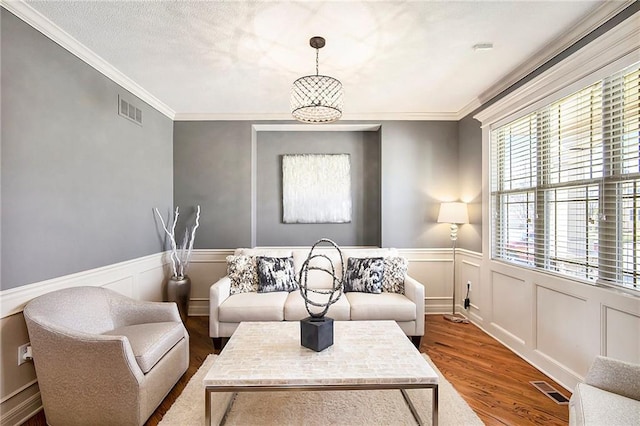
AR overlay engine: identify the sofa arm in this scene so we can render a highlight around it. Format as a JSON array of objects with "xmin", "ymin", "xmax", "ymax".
[
  {"xmin": 404, "ymin": 275, "xmax": 425, "ymax": 336},
  {"xmin": 584, "ymin": 356, "xmax": 640, "ymax": 401},
  {"xmin": 209, "ymin": 276, "xmax": 231, "ymax": 338}
]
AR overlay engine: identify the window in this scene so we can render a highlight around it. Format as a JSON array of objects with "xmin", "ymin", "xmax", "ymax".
[{"xmin": 491, "ymin": 62, "xmax": 640, "ymax": 291}]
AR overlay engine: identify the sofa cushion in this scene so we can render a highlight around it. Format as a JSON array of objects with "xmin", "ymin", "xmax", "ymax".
[
  {"xmin": 383, "ymin": 256, "xmax": 408, "ymax": 294},
  {"xmin": 344, "ymin": 257, "xmax": 384, "ymax": 294},
  {"xmin": 219, "ymin": 292, "xmax": 289, "ymax": 322},
  {"xmin": 293, "ymin": 249, "xmax": 344, "ymax": 289},
  {"xmin": 227, "ymin": 255, "xmax": 258, "ymax": 294},
  {"xmin": 256, "ymin": 256, "xmax": 299, "ymax": 293},
  {"xmin": 104, "ymin": 322, "xmax": 184, "ymax": 373},
  {"xmin": 346, "ymin": 293, "xmax": 416, "ymax": 321},
  {"xmin": 570, "ymin": 382, "xmax": 640, "ymax": 426},
  {"xmin": 284, "ymin": 290, "xmax": 351, "ymax": 321}
]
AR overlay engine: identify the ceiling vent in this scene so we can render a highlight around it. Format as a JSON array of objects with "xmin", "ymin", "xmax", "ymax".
[{"xmin": 118, "ymin": 95, "xmax": 143, "ymax": 126}]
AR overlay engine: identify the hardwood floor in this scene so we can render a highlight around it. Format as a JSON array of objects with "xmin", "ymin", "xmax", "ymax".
[
  {"xmin": 23, "ymin": 315, "xmax": 570, "ymax": 426},
  {"xmin": 422, "ymin": 315, "xmax": 570, "ymax": 425}
]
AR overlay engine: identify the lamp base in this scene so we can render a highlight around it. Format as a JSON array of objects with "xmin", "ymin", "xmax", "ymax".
[{"xmin": 443, "ymin": 313, "xmax": 469, "ymax": 324}]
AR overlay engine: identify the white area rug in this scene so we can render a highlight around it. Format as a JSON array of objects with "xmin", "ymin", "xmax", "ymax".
[{"xmin": 159, "ymin": 353, "xmax": 483, "ymax": 425}]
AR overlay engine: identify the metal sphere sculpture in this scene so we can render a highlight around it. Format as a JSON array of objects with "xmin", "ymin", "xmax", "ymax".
[{"xmin": 298, "ymin": 238, "xmax": 344, "ymax": 318}]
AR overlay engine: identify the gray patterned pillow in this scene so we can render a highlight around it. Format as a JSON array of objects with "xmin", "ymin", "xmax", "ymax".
[
  {"xmin": 383, "ymin": 256, "xmax": 408, "ymax": 293},
  {"xmin": 344, "ymin": 257, "xmax": 384, "ymax": 293},
  {"xmin": 256, "ymin": 256, "xmax": 299, "ymax": 293},
  {"xmin": 226, "ymin": 255, "xmax": 258, "ymax": 295}
]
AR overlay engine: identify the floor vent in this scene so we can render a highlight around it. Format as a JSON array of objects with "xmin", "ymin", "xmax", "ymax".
[
  {"xmin": 530, "ymin": 381, "xmax": 570, "ymax": 405},
  {"xmin": 118, "ymin": 95, "xmax": 143, "ymax": 126}
]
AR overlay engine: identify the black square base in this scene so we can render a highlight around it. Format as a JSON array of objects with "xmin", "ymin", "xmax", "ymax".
[{"xmin": 300, "ymin": 316, "xmax": 334, "ymax": 352}]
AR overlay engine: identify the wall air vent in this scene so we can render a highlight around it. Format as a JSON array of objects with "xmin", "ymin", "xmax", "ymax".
[{"xmin": 118, "ymin": 95, "xmax": 143, "ymax": 126}]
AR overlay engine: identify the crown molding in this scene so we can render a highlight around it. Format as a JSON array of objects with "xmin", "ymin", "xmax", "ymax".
[
  {"xmin": 456, "ymin": 98, "xmax": 482, "ymax": 121},
  {"xmin": 475, "ymin": 0, "xmax": 636, "ymax": 108},
  {"xmin": 1, "ymin": 0, "xmax": 176, "ymax": 120},
  {"xmin": 174, "ymin": 111, "xmax": 459, "ymax": 122},
  {"xmin": 475, "ymin": 12, "xmax": 640, "ymax": 126},
  {"xmin": 252, "ymin": 123, "xmax": 382, "ymax": 132}
]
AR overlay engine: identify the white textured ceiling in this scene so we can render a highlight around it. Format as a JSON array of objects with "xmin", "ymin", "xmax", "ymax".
[{"xmin": 23, "ymin": 0, "xmax": 607, "ymax": 119}]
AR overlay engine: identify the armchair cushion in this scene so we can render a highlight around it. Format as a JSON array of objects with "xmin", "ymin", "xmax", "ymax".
[{"xmin": 104, "ymin": 322, "xmax": 185, "ymax": 373}]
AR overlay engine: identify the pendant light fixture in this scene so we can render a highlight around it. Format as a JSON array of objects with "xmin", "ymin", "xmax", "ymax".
[{"xmin": 291, "ymin": 36, "xmax": 343, "ymax": 123}]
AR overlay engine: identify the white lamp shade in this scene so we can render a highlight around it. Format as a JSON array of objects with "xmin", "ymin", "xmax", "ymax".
[{"xmin": 437, "ymin": 202, "xmax": 469, "ymax": 224}]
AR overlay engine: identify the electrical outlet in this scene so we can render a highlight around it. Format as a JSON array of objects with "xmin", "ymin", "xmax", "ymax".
[
  {"xmin": 467, "ymin": 280, "xmax": 472, "ymax": 289},
  {"xmin": 18, "ymin": 343, "xmax": 32, "ymax": 366}
]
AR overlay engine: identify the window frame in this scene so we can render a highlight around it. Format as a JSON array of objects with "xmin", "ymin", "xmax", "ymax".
[{"xmin": 489, "ymin": 62, "xmax": 640, "ymax": 292}]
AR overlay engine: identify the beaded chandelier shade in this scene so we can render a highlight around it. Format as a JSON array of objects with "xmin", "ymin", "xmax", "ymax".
[{"xmin": 291, "ymin": 36, "xmax": 343, "ymax": 123}]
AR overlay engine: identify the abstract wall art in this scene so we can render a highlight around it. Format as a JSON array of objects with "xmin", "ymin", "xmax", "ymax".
[{"xmin": 282, "ymin": 154, "xmax": 352, "ymax": 223}]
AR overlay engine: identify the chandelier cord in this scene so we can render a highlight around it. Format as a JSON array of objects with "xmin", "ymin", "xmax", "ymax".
[{"xmin": 315, "ymin": 48, "xmax": 319, "ymax": 76}]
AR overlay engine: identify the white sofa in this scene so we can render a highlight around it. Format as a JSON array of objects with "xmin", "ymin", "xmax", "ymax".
[
  {"xmin": 569, "ymin": 356, "xmax": 640, "ymax": 425},
  {"xmin": 209, "ymin": 247, "xmax": 425, "ymax": 349}
]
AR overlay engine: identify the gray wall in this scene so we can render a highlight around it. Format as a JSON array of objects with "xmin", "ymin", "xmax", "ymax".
[
  {"xmin": 381, "ymin": 121, "xmax": 460, "ymax": 248},
  {"xmin": 256, "ymin": 131, "xmax": 381, "ymax": 246},
  {"xmin": 457, "ymin": 115, "xmax": 483, "ymax": 252},
  {"xmin": 173, "ymin": 121, "xmax": 253, "ymax": 249},
  {"xmin": 1, "ymin": 10, "xmax": 174, "ymax": 290},
  {"xmin": 174, "ymin": 120, "xmax": 461, "ymax": 250}
]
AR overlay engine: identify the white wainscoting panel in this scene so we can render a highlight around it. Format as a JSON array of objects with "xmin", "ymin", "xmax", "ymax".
[
  {"xmin": 137, "ymin": 261, "xmax": 171, "ymax": 302},
  {"xmin": 603, "ymin": 306, "xmax": 640, "ymax": 363},
  {"xmin": 184, "ymin": 250, "xmax": 233, "ymax": 316},
  {"xmin": 0, "ymin": 252, "xmax": 169, "ymax": 318},
  {"xmin": 535, "ymin": 285, "xmax": 590, "ymax": 375},
  {"xmin": 490, "ymin": 271, "xmax": 529, "ymax": 346},
  {"xmin": 399, "ymin": 249, "xmax": 451, "ymax": 314},
  {"xmin": 475, "ymin": 256, "xmax": 640, "ymax": 391},
  {"xmin": 103, "ymin": 276, "xmax": 135, "ymax": 298},
  {"xmin": 458, "ymin": 250, "xmax": 483, "ymax": 322}
]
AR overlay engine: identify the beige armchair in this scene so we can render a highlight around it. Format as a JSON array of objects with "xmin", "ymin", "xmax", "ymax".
[
  {"xmin": 569, "ymin": 356, "xmax": 640, "ymax": 425},
  {"xmin": 24, "ymin": 286, "xmax": 189, "ymax": 426}
]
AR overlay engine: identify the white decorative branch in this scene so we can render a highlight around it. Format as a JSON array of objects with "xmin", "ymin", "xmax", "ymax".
[{"xmin": 154, "ymin": 205, "xmax": 201, "ymax": 279}]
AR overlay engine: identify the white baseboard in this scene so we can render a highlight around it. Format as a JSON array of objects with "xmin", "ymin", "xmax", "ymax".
[{"xmin": 1, "ymin": 390, "xmax": 42, "ymax": 426}]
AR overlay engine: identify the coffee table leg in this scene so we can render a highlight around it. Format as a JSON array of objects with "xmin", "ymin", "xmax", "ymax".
[
  {"xmin": 205, "ymin": 389, "xmax": 212, "ymax": 426},
  {"xmin": 432, "ymin": 385, "xmax": 438, "ymax": 426},
  {"xmin": 400, "ymin": 388, "xmax": 425, "ymax": 426},
  {"xmin": 205, "ymin": 390, "xmax": 238, "ymax": 426}
]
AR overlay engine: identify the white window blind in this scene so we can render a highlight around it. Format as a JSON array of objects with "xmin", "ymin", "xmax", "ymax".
[{"xmin": 491, "ymin": 61, "xmax": 640, "ymax": 291}]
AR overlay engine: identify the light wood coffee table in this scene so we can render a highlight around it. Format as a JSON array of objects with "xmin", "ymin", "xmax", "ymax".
[{"xmin": 204, "ymin": 320, "xmax": 438, "ymax": 425}]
